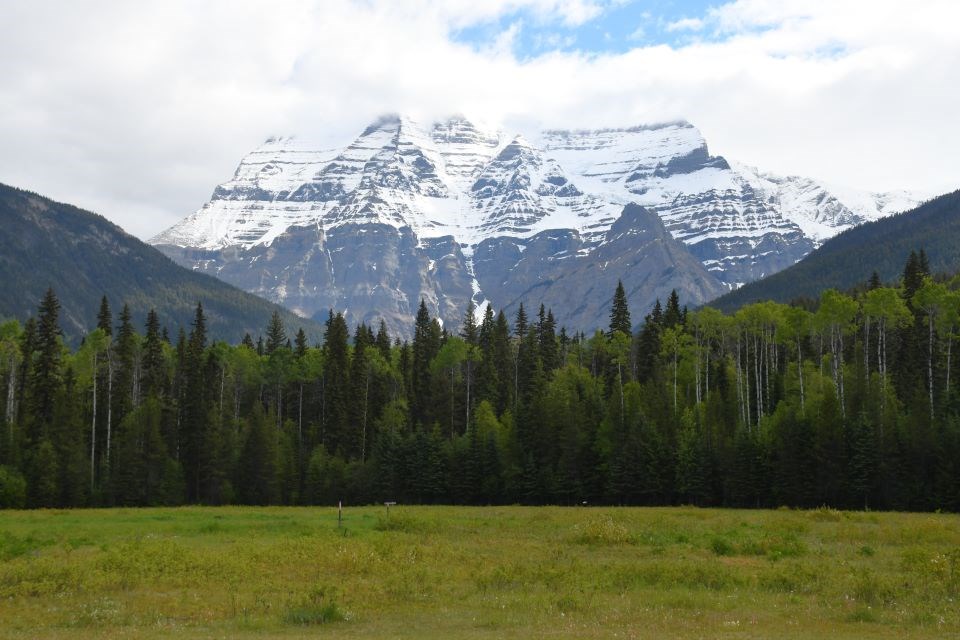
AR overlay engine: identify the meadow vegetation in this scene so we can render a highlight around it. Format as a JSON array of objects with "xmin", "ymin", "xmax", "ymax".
[{"xmin": 0, "ymin": 505, "xmax": 958, "ymax": 638}]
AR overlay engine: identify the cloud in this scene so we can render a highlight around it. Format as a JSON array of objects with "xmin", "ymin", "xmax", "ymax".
[
  {"xmin": 665, "ymin": 17, "xmax": 704, "ymax": 32},
  {"xmin": 0, "ymin": 0, "xmax": 957, "ymax": 239}
]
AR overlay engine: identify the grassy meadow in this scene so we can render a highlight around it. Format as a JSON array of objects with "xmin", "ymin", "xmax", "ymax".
[{"xmin": 0, "ymin": 505, "xmax": 958, "ymax": 638}]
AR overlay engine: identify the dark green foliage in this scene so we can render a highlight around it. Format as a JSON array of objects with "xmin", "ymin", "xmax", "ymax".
[
  {"xmin": 609, "ymin": 280, "xmax": 632, "ymax": 337},
  {"xmin": 411, "ymin": 301, "xmax": 441, "ymax": 427},
  {"xmin": 265, "ymin": 311, "xmax": 287, "ymax": 355},
  {"xmin": 0, "ymin": 466, "xmax": 26, "ymax": 508},
  {"xmin": 142, "ymin": 309, "xmax": 166, "ymax": 398},
  {"xmin": 96, "ymin": 296, "xmax": 112, "ymax": 336},
  {"xmin": 4, "ymin": 267, "xmax": 960, "ymax": 512},
  {"xmin": 29, "ymin": 288, "xmax": 62, "ymax": 437},
  {"xmin": 321, "ymin": 312, "xmax": 350, "ymax": 455},
  {"xmin": 237, "ymin": 404, "xmax": 279, "ymax": 505}
]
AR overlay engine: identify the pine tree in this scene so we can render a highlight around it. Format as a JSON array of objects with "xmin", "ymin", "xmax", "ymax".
[
  {"xmin": 635, "ymin": 313, "xmax": 662, "ymax": 384},
  {"xmin": 294, "ymin": 328, "xmax": 308, "ymax": 358},
  {"xmin": 265, "ymin": 311, "xmax": 286, "ymax": 355},
  {"xmin": 180, "ymin": 302, "xmax": 209, "ymax": 502},
  {"xmin": 664, "ymin": 290, "xmax": 682, "ymax": 328},
  {"xmin": 142, "ymin": 309, "xmax": 166, "ymax": 398},
  {"xmin": 493, "ymin": 311, "xmax": 513, "ymax": 415},
  {"xmin": 411, "ymin": 300, "xmax": 440, "ymax": 427},
  {"xmin": 112, "ymin": 304, "xmax": 138, "ymax": 425},
  {"xmin": 96, "ymin": 295, "xmax": 112, "ymax": 337},
  {"xmin": 515, "ymin": 303, "xmax": 528, "ymax": 339},
  {"xmin": 52, "ymin": 367, "xmax": 87, "ymax": 507},
  {"xmin": 321, "ymin": 312, "xmax": 350, "ymax": 454},
  {"xmin": 461, "ymin": 301, "xmax": 479, "ymax": 345},
  {"xmin": 651, "ymin": 299, "xmax": 664, "ymax": 325},
  {"xmin": 609, "ymin": 280, "xmax": 632, "ymax": 337},
  {"xmin": 375, "ymin": 321, "xmax": 392, "ymax": 360},
  {"xmin": 539, "ymin": 309, "xmax": 558, "ymax": 372},
  {"xmin": 348, "ymin": 324, "xmax": 374, "ymax": 460},
  {"xmin": 903, "ymin": 251, "xmax": 925, "ymax": 299},
  {"xmin": 238, "ymin": 404, "xmax": 279, "ymax": 504},
  {"xmin": 30, "ymin": 288, "xmax": 63, "ymax": 437}
]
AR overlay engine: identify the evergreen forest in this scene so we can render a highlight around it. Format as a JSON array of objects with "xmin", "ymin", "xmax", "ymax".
[{"xmin": 1, "ymin": 251, "xmax": 959, "ymax": 512}]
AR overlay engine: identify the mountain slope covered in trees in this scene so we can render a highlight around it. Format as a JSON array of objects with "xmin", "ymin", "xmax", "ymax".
[
  {"xmin": 0, "ymin": 183, "xmax": 321, "ymax": 342},
  {"xmin": 711, "ymin": 189, "xmax": 960, "ymax": 312}
]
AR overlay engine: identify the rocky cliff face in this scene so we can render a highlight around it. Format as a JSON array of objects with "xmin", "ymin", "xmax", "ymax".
[{"xmin": 152, "ymin": 115, "xmax": 921, "ymax": 337}]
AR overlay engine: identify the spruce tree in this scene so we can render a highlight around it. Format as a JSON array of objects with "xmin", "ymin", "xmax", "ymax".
[
  {"xmin": 113, "ymin": 304, "xmax": 138, "ymax": 424},
  {"xmin": 321, "ymin": 312, "xmax": 350, "ymax": 454},
  {"xmin": 96, "ymin": 295, "xmax": 112, "ymax": 337},
  {"xmin": 265, "ymin": 311, "xmax": 286, "ymax": 355},
  {"xmin": 515, "ymin": 303, "xmax": 528, "ymax": 339},
  {"xmin": 493, "ymin": 311, "xmax": 513, "ymax": 415},
  {"xmin": 539, "ymin": 309, "xmax": 558, "ymax": 372},
  {"xmin": 142, "ymin": 309, "xmax": 166, "ymax": 398},
  {"xmin": 411, "ymin": 300, "xmax": 440, "ymax": 427},
  {"xmin": 30, "ymin": 288, "xmax": 62, "ymax": 437},
  {"xmin": 609, "ymin": 280, "xmax": 632, "ymax": 337},
  {"xmin": 51, "ymin": 366, "xmax": 87, "ymax": 507},
  {"xmin": 903, "ymin": 251, "xmax": 925, "ymax": 300},
  {"xmin": 636, "ymin": 313, "xmax": 662, "ymax": 384},
  {"xmin": 294, "ymin": 328, "xmax": 308, "ymax": 359},
  {"xmin": 461, "ymin": 301, "xmax": 479, "ymax": 345},
  {"xmin": 238, "ymin": 404, "xmax": 279, "ymax": 505},
  {"xmin": 375, "ymin": 321, "xmax": 392, "ymax": 360},
  {"xmin": 180, "ymin": 303, "xmax": 209, "ymax": 502},
  {"xmin": 664, "ymin": 290, "xmax": 682, "ymax": 328},
  {"xmin": 348, "ymin": 324, "xmax": 374, "ymax": 460}
]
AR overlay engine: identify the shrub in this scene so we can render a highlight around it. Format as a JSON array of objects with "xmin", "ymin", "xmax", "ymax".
[
  {"xmin": 284, "ymin": 584, "xmax": 346, "ymax": 625},
  {"xmin": 0, "ymin": 465, "xmax": 26, "ymax": 509},
  {"xmin": 710, "ymin": 536, "xmax": 734, "ymax": 556},
  {"xmin": 570, "ymin": 517, "xmax": 633, "ymax": 546}
]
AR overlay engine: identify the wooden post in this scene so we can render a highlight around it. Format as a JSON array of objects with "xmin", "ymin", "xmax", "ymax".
[{"xmin": 338, "ymin": 500, "xmax": 342, "ymax": 529}]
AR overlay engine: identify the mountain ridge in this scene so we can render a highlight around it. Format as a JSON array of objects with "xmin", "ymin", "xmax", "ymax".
[
  {"xmin": 709, "ymin": 189, "xmax": 960, "ymax": 312},
  {"xmin": 152, "ymin": 114, "xmax": 924, "ymax": 336},
  {"xmin": 0, "ymin": 182, "xmax": 322, "ymax": 344}
]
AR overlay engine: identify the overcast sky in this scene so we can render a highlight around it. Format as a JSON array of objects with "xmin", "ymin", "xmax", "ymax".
[{"xmin": 1, "ymin": 0, "xmax": 957, "ymax": 239}]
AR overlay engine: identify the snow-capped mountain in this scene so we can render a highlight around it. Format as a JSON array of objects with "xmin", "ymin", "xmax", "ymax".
[{"xmin": 152, "ymin": 115, "xmax": 923, "ymax": 337}]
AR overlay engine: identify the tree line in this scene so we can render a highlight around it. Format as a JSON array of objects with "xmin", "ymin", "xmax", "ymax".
[{"xmin": 1, "ymin": 251, "xmax": 958, "ymax": 511}]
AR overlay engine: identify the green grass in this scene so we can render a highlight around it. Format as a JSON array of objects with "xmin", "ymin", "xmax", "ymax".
[{"xmin": 0, "ymin": 506, "xmax": 958, "ymax": 638}]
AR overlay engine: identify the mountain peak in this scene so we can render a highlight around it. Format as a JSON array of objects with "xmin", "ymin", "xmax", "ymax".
[{"xmin": 151, "ymin": 115, "xmax": 925, "ymax": 337}]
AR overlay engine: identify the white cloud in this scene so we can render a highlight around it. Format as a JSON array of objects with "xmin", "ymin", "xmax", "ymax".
[
  {"xmin": 0, "ymin": 0, "xmax": 957, "ymax": 239},
  {"xmin": 665, "ymin": 17, "xmax": 704, "ymax": 32}
]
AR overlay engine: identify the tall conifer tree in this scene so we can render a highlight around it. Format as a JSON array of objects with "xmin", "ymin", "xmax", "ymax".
[{"xmin": 609, "ymin": 280, "xmax": 632, "ymax": 337}]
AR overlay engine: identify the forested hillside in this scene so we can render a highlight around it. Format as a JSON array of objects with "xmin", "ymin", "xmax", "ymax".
[
  {"xmin": 1, "ymin": 253, "xmax": 959, "ymax": 511},
  {"xmin": 0, "ymin": 183, "xmax": 321, "ymax": 343},
  {"xmin": 711, "ymin": 189, "xmax": 960, "ymax": 311}
]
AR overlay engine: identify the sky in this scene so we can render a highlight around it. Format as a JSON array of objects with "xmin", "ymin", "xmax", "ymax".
[{"xmin": 1, "ymin": 0, "xmax": 958, "ymax": 239}]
